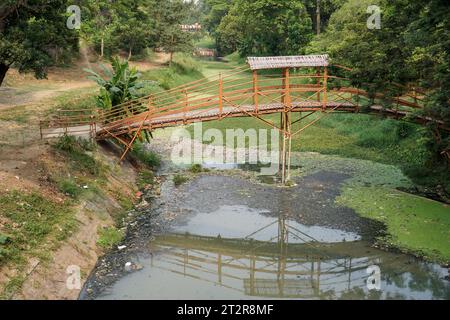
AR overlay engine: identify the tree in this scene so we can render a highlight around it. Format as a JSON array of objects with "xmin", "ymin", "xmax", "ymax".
[
  {"xmin": 216, "ymin": 0, "xmax": 313, "ymax": 56},
  {"xmin": 112, "ymin": 0, "xmax": 154, "ymax": 59},
  {"xmin": 152, "ymin": 0, "xmax": 193, "ymax": 64},
  {"xmin": 303, "ymin": 0, "xmax": 346, "ymax": 35},
  {"xmin": 81, "ymin": 0, "xmax": 117, "ymax": 58},
  {"xmin": 0, "ymin": 0, "xmax": 79, "ymax": 86},
  {"xmin": 159, "ymin": 26, "xmax": 193, "ymax": 64},
  {"xmin": 202, "ymin": 0, "xmax": 233, "ymax": 35}
]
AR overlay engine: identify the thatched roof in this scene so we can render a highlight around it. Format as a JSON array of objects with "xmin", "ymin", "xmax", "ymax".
[{"xmin": 247, "ymin": 55, "xmax": 329, "ymax": 70}]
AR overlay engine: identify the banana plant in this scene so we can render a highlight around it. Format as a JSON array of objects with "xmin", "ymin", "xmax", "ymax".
[{"xmin": 84, "ymin": 57, "xmax": 144, "ymax": 112}]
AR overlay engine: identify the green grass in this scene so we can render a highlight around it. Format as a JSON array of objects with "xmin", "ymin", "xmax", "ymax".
[
  {"xmin": 141, "ymin": 53, "xmax": 204, "ymax": 91},
  {"xmin": 57, "ymin": 178, "xmax": 82, "ymax": 199},
  {"xmin": 1, "ymin": 275, "xmax": 25, "ymax": 300},
  {"xmin": 0, "ymin": 191, "xmax": 76, "ymax": 267},
  {"xmin": 0, "ymin": 105, "xmax": 31, "ymax": 123},
  {"xmin": 54, "ymin": 135, "xmax": 102, "ymax": 176},
  {"xmin": 137, "ymin": 169, "xmax": 155, "ymax": 190},
  {"xmin": 336, "ymin": 187, "xmax": 450, "ymax": 263},
  {"xmin": 97, "ymin": 227, "xmax": 123, "ymax": 249}
]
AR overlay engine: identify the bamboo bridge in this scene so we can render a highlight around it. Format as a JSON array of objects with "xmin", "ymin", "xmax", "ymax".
[{"xmin": 40, "ymin": 55, "xmax": 448, "ymax": 183}]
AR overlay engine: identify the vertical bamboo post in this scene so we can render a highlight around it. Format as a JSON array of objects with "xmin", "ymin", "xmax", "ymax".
[
  {"xmin": 253, "ymin": 70, "xmax": 259, "ymax": 113},
  {"xmin": 147, "ymin": 95, "xmax": 154, "ymax": 133},
  {"xmin": 317, "ymin": 67, "xmax": 321, "ymax": 102},
  {"xmin": 281, "ymin": 69, "xmax": 286, "ymax": 105},
  {"xmin": 322, "ymin": 66, "xmax": 328, "ymax": 111},
  {"xmin": 285, "ymin": 68, "xmax": 291, "ymax": 111},
  {"xmin": 287, "ymin": 112, "xmax": 292, "ymax": 181},
  {"xmin": 279, "ymin": 112, "xmax": 285, "ymax": 182},
  {"xmin": 280, "ymin": 68, "xmax": 292, "ymax": 184},
  {"xmin": 280, "ymin": 69, "xmax": 286, "ymax": 182},
  {"xmin": 282, "ymin": 115, "xmax": 287, "ymax": 184},
  {"xmin": 219, "ymin": 73, "xmax": 223, "ymax": 116}
]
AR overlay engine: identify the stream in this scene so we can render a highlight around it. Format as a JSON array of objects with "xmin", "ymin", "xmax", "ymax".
[{"xmin": 80, "ymin": 168, "xmax": 450, "ymax": 300}]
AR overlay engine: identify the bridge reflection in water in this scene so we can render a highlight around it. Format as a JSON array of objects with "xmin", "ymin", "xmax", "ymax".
[{"xmin": 148, "ymin": 216, "xmax": 380, "ymax": 299}]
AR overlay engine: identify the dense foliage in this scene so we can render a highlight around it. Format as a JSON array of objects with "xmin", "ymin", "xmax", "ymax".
[
  {"xmin": 0, "ymin": 0, "xmax": 79, "ymax": 86},
  {"xmin": 306, "ymin": 0, "xmax": 450, "ymax": 163},
  {"xmin": 215, "ymin": 0, "xmax": 313, "ymax": 56},
  {"xmin": 80, "ymin": 0, "xmax": 193, "ymax": 61}
]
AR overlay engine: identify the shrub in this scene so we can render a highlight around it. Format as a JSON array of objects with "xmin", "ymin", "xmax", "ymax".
[
  {"xmin": 97, "ymin": 227, "xmax": 123, "ymax": 249},
  {"xmin": 137, "ymin": 170, "xmax": 155, "ymax": 189},
  {"xmin": 54, "ymin": 135, "xmax": 78, "ymax": 153},
  {"xmin": 132, "ymin": 143, "xmax": 161, "ymax": 168},
  {"xmin": 173, "ymin": 174, "xmax": 189, "ymax": 187},
  {"xmin": 190, "ymin": 164, "xmax": 203, "ymax": 173},
  {"xmin": 57, "ymin": 178, "xmax": 81, "ymax": 199}
]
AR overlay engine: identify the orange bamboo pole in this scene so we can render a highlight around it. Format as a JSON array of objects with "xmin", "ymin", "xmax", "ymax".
[
  {"xmin": 253, "ymin": 70, "xmax": 259, "ymax": 113},
  {"xmin": 323, "ymin": 67, "xmax": 328, "ymax": 111}
]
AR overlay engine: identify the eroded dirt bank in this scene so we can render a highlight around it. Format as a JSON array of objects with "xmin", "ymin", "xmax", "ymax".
[{"xmin": 0, "ymin": 140, "xmax": 140, "ymax": 299}]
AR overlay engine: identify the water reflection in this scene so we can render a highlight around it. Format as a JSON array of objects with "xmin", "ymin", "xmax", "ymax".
[{"xmin": 98, "ymin": 207, "xmax": 450, "ymax": 300}]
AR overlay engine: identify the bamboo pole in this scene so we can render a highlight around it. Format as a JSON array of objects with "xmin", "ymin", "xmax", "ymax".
[
  {"xmin": 253, "ymin": 70, "xmax": 259, "ymax": 113},
  {"xmin": 317, "ymin": 67, "xmax": 321, "ymax": 102},
  {"xmin": 323, "ymin": 66, "xmax": 328, "ymax": 111}
]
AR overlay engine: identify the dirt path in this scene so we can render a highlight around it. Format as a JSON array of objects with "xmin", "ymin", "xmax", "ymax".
[
  {"xmin": 0, "ymin": 52, "xmax": 170, "ymax": 111},
  {"xmin": 0, "ymin": 81, "xmax": 95, "ymax": 111}
]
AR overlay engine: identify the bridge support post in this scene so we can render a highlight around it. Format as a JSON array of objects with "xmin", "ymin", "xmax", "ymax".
[
  {"xmin": 280, "ymin": 68, "xmax": 293, "ymax": 184},
  {"xmin": 317, "ymin": 67, "xmax": 321, "ymax": 102},
  {"xmin": 253, "ymin": 70, "xmax": 259, "ymax": 113},
  {"xmin": 322, "ymin": 66, "xmax": 328, "ymax": 111},
  {"xmin": 280, "ymin": 112, "xmax": 292, "ymax": 184}
]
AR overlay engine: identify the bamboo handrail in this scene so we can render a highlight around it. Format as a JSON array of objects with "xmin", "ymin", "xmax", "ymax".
[{"xmin": 43, "ymin": 62, "xmax": 446, "ymax": 141}]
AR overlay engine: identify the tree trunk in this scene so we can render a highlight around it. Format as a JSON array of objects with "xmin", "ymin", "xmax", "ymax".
[
  {"xmin": 0, "ymin": 63, "xmax": 9, "ymax": 87},
  {"xmin": 128, "ymin": 47, "xmax": 132, "ymax": 60},
  {"xmin": 169, "ymin": 51, "xmax": 174, "ymax": 65},
  {"xmin": 100, "ymin": 37, "xmax": 104, "ymax": 58},
  {"xmin": 316, "ymin": 0, "xmax": 321, "ymax": 35}
]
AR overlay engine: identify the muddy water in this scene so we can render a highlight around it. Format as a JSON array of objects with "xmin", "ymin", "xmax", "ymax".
[{"xmin": 85, "ymin": 171, "xmax": 450, "ymax": 300}]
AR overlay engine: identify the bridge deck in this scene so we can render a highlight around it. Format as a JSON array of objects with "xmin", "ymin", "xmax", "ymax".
[{"xmin": 97, "ymin": 100, "xmax": 356, "ymax": 138}]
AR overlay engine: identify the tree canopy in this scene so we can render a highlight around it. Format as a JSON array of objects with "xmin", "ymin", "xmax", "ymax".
[
  {"xmin": 216, "ymin": 0, "xmax": 313, "ymax": 56},
  {"xmin": 0, "ymin": 0, "xmax": 79, "ymax": 86},
  {"xmin": 306, "ymin": 0, "xmax": 450, "ymax": 151}
]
